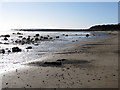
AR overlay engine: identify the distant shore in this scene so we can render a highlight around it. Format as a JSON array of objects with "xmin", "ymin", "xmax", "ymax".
[{"xmin": 2, "ymin": 31, "xmax": 118, "ymax": 88}]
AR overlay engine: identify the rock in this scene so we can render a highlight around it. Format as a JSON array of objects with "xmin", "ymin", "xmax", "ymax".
[
  {"xmin": 12, "ymin": 47, "xmax": 22, "ymax": 52},
  {"xmin": 35, "ymin": 38, "xmax": 39, "ymax": 41},
  {"xmin": 17, "ymin": 32, "xmax": 22, "ymax": 35},
  {"xmin": 56, "ymin": 36, "xmax": 59, "ymax": 38},
  {"xmin": 49, "ymin": 37, "xmax": 53, "ymax": 39},
  {"xmin": 8, "ymin": 50, "xmax": 11, "ymax": 53},
  {"xmin": 26, "ymin": 46, "xmax": 32, "ymax": 49},
  {"xmin": 4, "ymin": 37, "xmax": 8, "ymax": 41},
  {"xmin": 47, "ymin": 35, "xmax": 50, "ymax": 37},
  {"xmin": 43, "ymin": 37, "xmax": 48, "ymax": 39},
  {"xmin": 18, "ymin": 36, "xmax": 23, "ymax": 38},
  {"xmin": 22, "ymin": 37, "xmax": 26, "ymax": 40},
  {"xmin": 27, "ymin": 37, "xmax": 30, "ymax": 41},
  {"xmin": 86, "ymin": 34, "xmax": 89, "ymax": 37},
  {"xmin": 4, "ymin": 43, "xmax": 9, "ymax": 44},
  {"xmin": 0, "ymin": 49, "xmax": 5, "ymax": 54},
  {"xmin": 40, "ymin": 36, "xmax": 43, "ymax": 38},
  {"xmin": 4, "ymin": 35, "xmax": 10, "ymax": 37},
  {"xmin": 35, "ymin": 34, "xmax": 39, "ymax": 37},
  {"xmin": 65, "ymin": 34, "xmax": 68, "ymax": 36}
]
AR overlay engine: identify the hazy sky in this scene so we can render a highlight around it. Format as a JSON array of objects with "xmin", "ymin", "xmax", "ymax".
[{"xmin": 1, "ymin": 2, "xmax": 118, "ymax": 30}]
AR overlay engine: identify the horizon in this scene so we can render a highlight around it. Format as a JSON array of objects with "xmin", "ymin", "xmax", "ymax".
[{"xmin": 0, "ymin": 2, "xmax": 118, "ymax": 31}]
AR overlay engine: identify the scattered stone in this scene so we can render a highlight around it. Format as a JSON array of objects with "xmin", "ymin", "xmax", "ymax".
[
  {"xmin": 35, "ymin": 34, "xmax": 39, "ymax": 37},
  {"xmin": 4, "ymin": 35, "xmax": 10, "ymax": 37},
  {"xmin": 8, "ymin": 50, "xmax": 11, "ymax": 53},
  {"xmin": 88, "ymin": 80, "xmax": 90, "ymax": 82},
  {"xmin": 43, "ymin": 37, "xmax": 48, "ymax": 39},
  {"xmin": 12, "ymin": 47, "xmax": 22, "ymax": 52},
  {"xmin": 49, "ymin": 37, "xmax": 53, "ymax": 39},
  {"xmin": 4, "ymin": 37, "xmax": 8, "ymax": 40},
  {"xmin": 35, "ymin": 38, "xmax": 39, "ymax": 41},
  {"xmin": 18, "ymin": 36, "xmax": 23, "ymax": 38},
  {"xmin": 113, "ymin": 74, "xmax": 116, "ymax": 76},
  {"xmin": 26, "ymin": 46, "xmax": 32, "ymax": 49},
  {"xmin": 86, "ymin": 34, "xmax": 89, "ymax": 37},
  {"xmin": 6, "ymin": 83, "xmax": 8, "ymax": 85},
  {"xmin": 56, "ymin": 36, "xmax": 59, "ymax": 38},
  {"xmin": 0, "ymin": 49, "xmax": 5, "ymax": 54},
  {"xmin": 4, "ymin": 43, "xmax": 9, "ymax": 44},
  {"xmin": 17, "ymin": 32, "xmax": 22, "ymax": 35}
]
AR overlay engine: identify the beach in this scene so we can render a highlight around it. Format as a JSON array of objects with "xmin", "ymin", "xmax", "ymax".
[{"xmin": 1, "ymin": 31, "xmax": 118, "ymax": 88}]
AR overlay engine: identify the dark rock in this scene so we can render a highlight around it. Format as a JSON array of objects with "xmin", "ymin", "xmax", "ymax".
[
  {"xmin": 0, "ymin": 49, "xmax": 5, "ymax": 54},
  {"xmin": 47, "ymin": 35, "xmax": 50, "ymax": 37},
  {"xmin": 22, "ymin": 37, "xmax": 26, "ymax": 40},
  {"xmin": 43, "ymin": 37, "xmax": 48, "ymax": 39},
  {"xmin": 18, "ymin": 36, "xmax": 23, "ymax": 38},
  {"xmin": 56, "ymin": 36, "xmax": 59, "ymax": 38},
  {"xmin": 4, "ymin": 35, "xmax": 10, "ymax": 37},
  {"xmin": 27, "ymin": 37, "xmax": 30, "ymax": 41},
  {"xmin": 86, "ymin": 34, "xmax": 89, "ymax": 37},
  {"xmin": 35, "ymin": 34, "xmax": 39, "ymax": 37},
  {"xmin": 26, "ymin": 46, "xmax": 32, "ymax": 49},
  {"xmin": 12, "ymin": 47, "xmax": 22, "ymax": 52},
  {"xmin": 8, "ymin": 50, "xmax": 11, "ymax": 53},
  {"xmin": 49, "ymin": 37, "xmax": 53, "ymax": 39},
  {"xmin": 65, "ymin": 34, "xmax": 68, "ymax": 36},
  {"xmin": 28, "ymin": 36, "xmax": 31, "ymax": 38},
  {"xmin": 40, "ymin": 36, "xmax": 43, "ymax": 38},
  {"xmin": 17, "ymin": 32, "xmax": 22, "ymax": 35},
  {"xmin": 4, "ymin": 43, "xmax": 9, "ymax": 44},
  {"xmin": 35, "ymin": 38, "xmax": 39, "ymax": 41},
  {"xmin": 4, "ymin": 37, "xmax": 8, "ymax": 40}
]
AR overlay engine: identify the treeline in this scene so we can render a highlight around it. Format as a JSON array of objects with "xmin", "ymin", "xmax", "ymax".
[{"xmin": 89, "ymin": 24, "xmax": 120, "ymax": 31}]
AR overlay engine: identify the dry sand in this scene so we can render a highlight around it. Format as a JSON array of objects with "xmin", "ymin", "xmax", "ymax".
[{"xmin": 1, "ymin": 31, "xmax": 118, "ymax": 88}]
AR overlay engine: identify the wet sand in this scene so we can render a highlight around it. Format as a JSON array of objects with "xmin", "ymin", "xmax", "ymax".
[{"xmin": 2, "ymin": 31, "xmax": 118, "ymax": 88}]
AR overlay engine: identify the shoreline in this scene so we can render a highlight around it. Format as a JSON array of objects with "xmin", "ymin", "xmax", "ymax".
[{"xmin": 1, "ymin": 31, "xmax": 118, "ymax": 88}]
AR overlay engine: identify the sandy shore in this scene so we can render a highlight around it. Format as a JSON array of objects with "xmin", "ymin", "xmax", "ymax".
[{"xmin": 2, "ymin": 31, "xmax": 118, "ymax": 88}]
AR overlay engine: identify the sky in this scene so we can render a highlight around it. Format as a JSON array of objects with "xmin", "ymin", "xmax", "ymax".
[{"xmin": 0, "ymin": 2, "xmax": 118, "ymax": 30}]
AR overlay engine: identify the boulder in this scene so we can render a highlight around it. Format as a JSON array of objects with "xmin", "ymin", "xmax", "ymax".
[
  {"xmin": 12, "ymin": 47, "xmax": 22, "ymax": 52},
  {"xmin": 26, "ymin": 46, "xmax": 32, "ymax": 49},
  {"xmin": 35, "ymin": 34, "xmax": 39, "ymax": 37},
  {"xmin": 8, "ymin": 50, "xmax": 11, "ymax": 53},
  {"xmin": 56, "ymin": 36, "xmax": 59, "ymax": 38},
  {"xmin": 49, "ymin": 37, "xmax": 53, "ymax": 39},
  {"xmin": 35, "ymin": 38, "xmax": 39, "ymax": 41},
  {"xmin": 43, "ymin": 37, "xmax": 48, "ymax": 39},
  {"xmin": 17, "ymin": 32, "xmax": 22, "ymax": 35},
  {"xmin": 4, "ymin": 35, "xmax": 10, "ymax": 37},
  {"xmin": 0, "ymin": 49, "xmax": 5, "ymax": 54},
  {"xmin": 4, "ymin": 37, "xmax": 8, "ymax": 40},
  {"xmin": 86, "ymin": 34, "xmax": 89, "ymax": 37}
]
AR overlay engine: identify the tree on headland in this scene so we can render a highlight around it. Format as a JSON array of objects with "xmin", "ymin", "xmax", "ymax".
[{"xmin": 89, "ymin": 24, "xmax": 120, "ymax": 31}]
